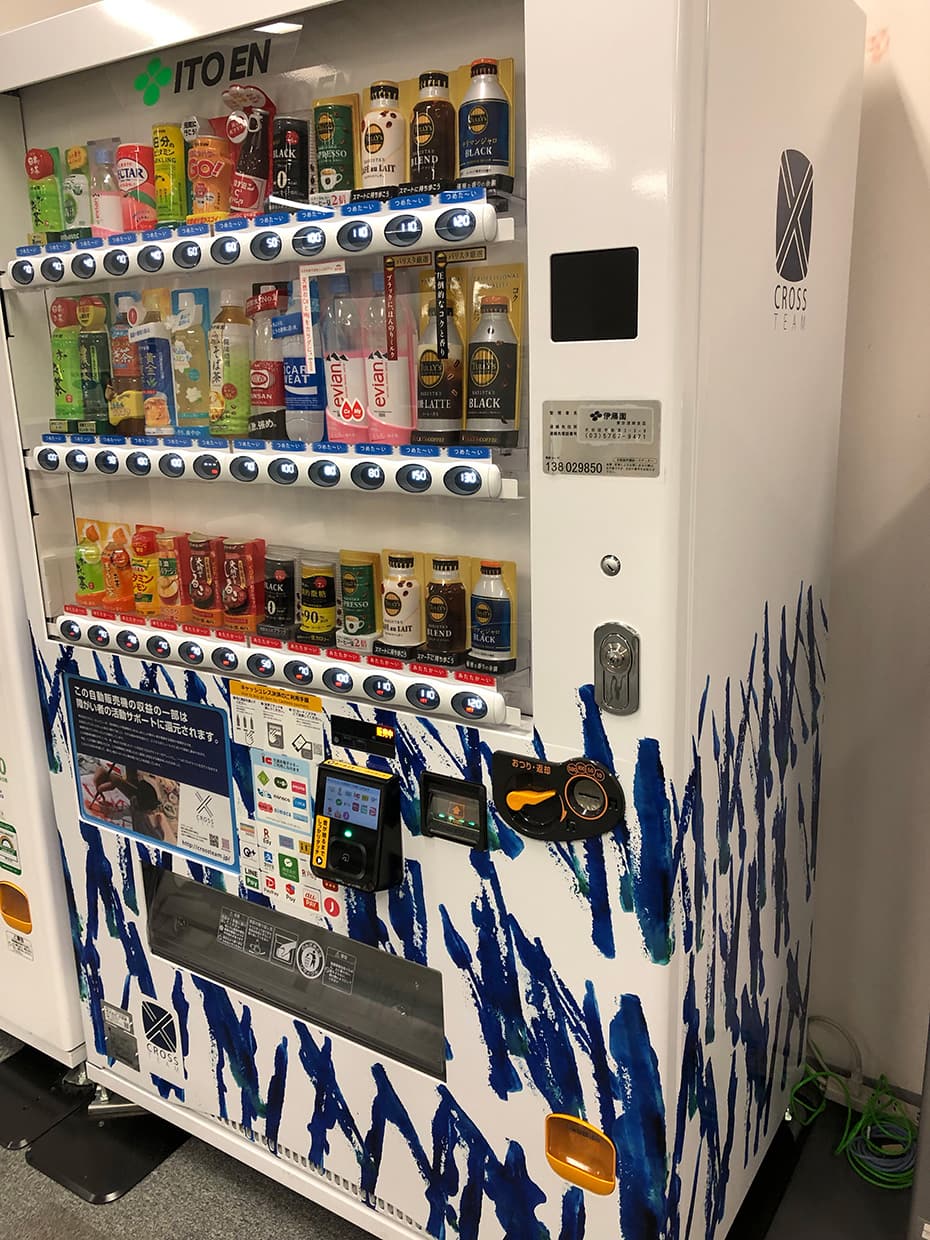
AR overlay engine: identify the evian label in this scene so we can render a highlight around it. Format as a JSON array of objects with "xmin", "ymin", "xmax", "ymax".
[
  {"xmin": 324, "ymin": 353, "xmax": 367, "ymax": 441},
  {"xmin": 366, "ymin": 352, "xmax": 412, "ymax": 443}
]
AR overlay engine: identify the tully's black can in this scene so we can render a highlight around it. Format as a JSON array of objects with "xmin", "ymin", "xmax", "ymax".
[{"xmin": 272, "ymin": 117, "xmax": 310, "ymax": 205}]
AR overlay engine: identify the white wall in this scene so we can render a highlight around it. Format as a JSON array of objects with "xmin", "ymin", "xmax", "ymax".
[
  {"xmin": 0, "ymin": 1, "xmax": 94, "ymax": 35},
  {"xmin": 812, "ymin": 3, "xmax": 930, "ymax": 1095}
]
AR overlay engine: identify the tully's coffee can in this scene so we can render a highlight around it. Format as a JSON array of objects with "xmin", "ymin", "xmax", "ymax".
[{"xmin": 272, "ymin": 117, "xmax": 310, "ymax": 206}]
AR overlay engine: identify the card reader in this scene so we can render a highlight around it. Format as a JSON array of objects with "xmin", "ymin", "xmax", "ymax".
[{"xmin": 311, "ymin": 760, "xmax": 402, "ymax": 892}]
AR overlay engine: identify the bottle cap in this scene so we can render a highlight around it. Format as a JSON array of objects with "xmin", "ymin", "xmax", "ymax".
[
  {"xmin": 479, "ymin": 560, "xmax": 503, "ymax": 574},
  {"xmin": 370, "ymin": 80, "xmax": 400, "ymax": 101},
  {"xmin": 220, "ymin": 289, "xmax": 240, "ymax": 306},
  {"xmin": 419, "ymin": 70, "xmax": 450, "ymax": 90},
  {"xmin": 116, "ymin": 294, "xmax": 135, "ymax": 314},
  {"xmin": 329, "ymin": 273, "xmax": 351, "ymax": 297},
  {"xmin": 427, "ymin": 302, "xmax": 454, "ymax": 316},
  {"xmin": 431, "ymin": 557, "xmax": 459, "ymax": 573},
  {"xmin": 372, "ymin": 270, "xmax": 385, "ymax": 295},
  {"xmin": 388, "ymin": 553, "xmax": 415, "ymax": 571},
  {"xmin": 177, "ymin": 292, "xmax": 195, "ymax": 311},
  {"xmin": 266, "ymin": 545, "xmax": 298, "ymax": 562},
  {"xmin": 480, "ymin": 295, "xmax": 510, "ymax": 311},
  {"xmin": 470, "ymin": 58, "xmax": 499, "ymax": 75},
  {"xmin": 49, "ymin": 297, "xmax": 78, "ymax": 328},
  {"xmin": 131, "ymin": 528, "xmax": 158, "ymax": 555},
  {"xmin": 93, "ymin": 145, "xmax": 113, "ymax": 165}
]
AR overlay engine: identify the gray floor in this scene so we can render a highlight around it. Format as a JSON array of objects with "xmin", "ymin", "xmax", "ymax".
[{"xmin": 0, "ymin": 1035, "xmax": 913, "ymax": 1239}]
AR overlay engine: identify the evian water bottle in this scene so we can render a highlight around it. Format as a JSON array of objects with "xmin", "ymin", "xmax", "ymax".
[
  {"xmin": 322, "ymin": 274, "xmax": 368, "ymax": 443},
  {"xmin": 364, "ymin": 270, "xmax": 413, "ymax": 444}
]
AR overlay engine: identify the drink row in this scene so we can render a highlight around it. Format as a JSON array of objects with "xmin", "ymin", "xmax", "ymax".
[
  {"xmin": 74, "ymin": 519, "xmax": 517, "ymax": 674},
  {"xmin": 49, "ymin": 264, "xmax": 523, "ymax": 447},
  {"xmin": 24, "ymin": 59, "xmax": 513, "ymax": 243}
]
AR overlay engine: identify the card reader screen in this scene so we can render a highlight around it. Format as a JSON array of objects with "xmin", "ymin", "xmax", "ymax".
[{"xmin": 322, "ymin": 776, "xmax": 382, "ymax": 832}]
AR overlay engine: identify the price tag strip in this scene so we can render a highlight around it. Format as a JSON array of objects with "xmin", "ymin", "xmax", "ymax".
[{"xmin": 542, "ymin": 400, "xmax": 661, "ymax": 477}]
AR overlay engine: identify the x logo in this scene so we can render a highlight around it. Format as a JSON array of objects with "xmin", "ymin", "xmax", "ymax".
[{"xmin": 776, "ymin": 149, "xmax": 814, "ymax": 283}]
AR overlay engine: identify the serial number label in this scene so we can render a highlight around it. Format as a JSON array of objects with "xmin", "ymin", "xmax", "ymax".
[{"xmin": 542, "ymin": 400, "xmax": 661, "ymax": 477}]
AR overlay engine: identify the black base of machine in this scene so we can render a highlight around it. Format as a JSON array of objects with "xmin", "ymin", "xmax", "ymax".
[
  {"xmin": 0, "ymin": 1046, "xmax": 92, "ymax": 1149},
  {"xmin": 26, "ymin": 1101, "xmax": 187, "ymax": 1203},
  {"xmin": 728, "ymin": 1116, "xmax": 812, "ymax": 1239}
]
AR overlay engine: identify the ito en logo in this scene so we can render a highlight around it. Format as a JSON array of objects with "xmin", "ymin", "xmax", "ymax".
[
  {"xmin": 134, "ymin": 57, "xmax": 173, "ymax": 107},
  {"xmin": 774, "ymin": 148, "xmax": 813, "ymax": 332}
]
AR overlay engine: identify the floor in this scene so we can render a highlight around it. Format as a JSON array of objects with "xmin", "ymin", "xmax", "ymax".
[{"xmin": 0, "ymin": 1036, "xmax": 913, "ymax": 1239}]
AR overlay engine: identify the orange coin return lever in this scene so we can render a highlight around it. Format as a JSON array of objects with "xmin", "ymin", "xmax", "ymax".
[
  {"xmin": 505, "ymin": 787, "xmax": 557, "ymax": 814},
  {"xmin": 545, "ymin": 1113, "xmax": 617, "ymax": 1195},
  {"xmin": 0, "ymin": 882, "xmax": 32, "ymax": 935}
]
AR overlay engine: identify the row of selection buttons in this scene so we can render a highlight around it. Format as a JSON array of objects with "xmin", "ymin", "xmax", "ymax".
[
  {"xmin": 32, "ymin": 445, "xmax": 494, "ymax": 497},
  {"xmin": 56, "ymin": 615, "xmax": 499, "ymax": 724}
]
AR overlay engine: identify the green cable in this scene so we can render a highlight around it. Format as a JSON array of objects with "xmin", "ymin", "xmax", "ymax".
[{"xmin": 789, "ymin": 1068, "xmax": 917, "ymax": 1189}]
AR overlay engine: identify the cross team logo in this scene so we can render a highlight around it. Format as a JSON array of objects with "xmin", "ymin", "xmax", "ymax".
[
  {"xmin": 775, "ymin": 149, "xmax": 814, "ymax": 282},
  {"xmin": 141, "ymin": 1001, "xmax": 177, "ymax": 1053}
]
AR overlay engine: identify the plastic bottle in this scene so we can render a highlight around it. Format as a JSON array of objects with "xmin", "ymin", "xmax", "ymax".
[
  {"xmin": 413, "ymin": 303, "xmax": 463, "ymax": 444},
  {"xmin": 273, "ymin": 288, "xmax": 325, "ymax": 443},
  {"xmin": 365, "ymin": 270, "xmax": 414, "ymax": 444},
  {"xmin": 75, "ymin": 523, "xmax": 105, "ymax": 606},
  {"xmin": 133, "ymin": 291, "xmax": 176, "ymax": 436},
  {"xmin": 362, "ymin": 81, "xmax": 406, "ymax": 188},
  {"xmin": 170, "ymin": 292, "xmax": 210, "ymax": 430},
  {"xmin": 229, "ymin": 109, "xmax": 271, "ymax": 216},
  {"xmin": 63, "ymin": 146, "xmax": 92, "ymax": 230},
  {"xmin": 410, "ymin": 71, "xmax": 456, "ymax": 186},
  {"xmin": 248, "ymin": 284, "xmax": 287, "ymax": 439},
  {"xmin": 90, "ymin": 144, "xmax": 124, "ymax": 236},
  {"xmin": 381, "ymin": 553, "xmax": 423, "ymax": 651},
  {"xmin": 464, "ymin": 294, "xmax": 519, "ymax": 446},
  {"xmin": 131, "ymin": 527, "xmax": 160, "ymax": 616},
  {"xmin": 50, "ymin": 298, "xmax": 84, "ymax": 421},
  {"xmin": 25, "ymin": 147, "xmax": 64, "ymax": 234},
  {"xmin": 469, "ymin": 560, "xmax": 512, "ymax": 662},
  {"xmin": 208, "ymin": 290, "xmax": 252, "ymax": 437},
  {"xmin": 322, "ymin": 274, "xmax": 368, "ymax": 443},
  {"xmin": 102, "ymin": 526, "xmax": 133, "ymax": 610},
  {"xmin": 107, "ymin": 295, "xmax": 145, "ymax": 435},
  {"xmin": 459, "ymin": 58, "xmax": 511, "ymax": 180},
  {"xmin": 77, "ymin": 295, "xmax": 111, "ymax": 419}
]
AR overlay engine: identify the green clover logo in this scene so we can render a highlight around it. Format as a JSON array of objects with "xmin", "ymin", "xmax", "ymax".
[{"xmin": 134, "ymin": 57, "xmax": 172, "ymax": 107}]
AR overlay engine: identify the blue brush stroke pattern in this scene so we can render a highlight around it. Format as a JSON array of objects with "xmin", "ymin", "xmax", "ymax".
[
  {"xmin": 152, "ymin": 1075, "xmax": 185, "ymax": 1101},
  {"xmin": 32, "ymin": 639, "xmax": 79, "ymax": 771}
]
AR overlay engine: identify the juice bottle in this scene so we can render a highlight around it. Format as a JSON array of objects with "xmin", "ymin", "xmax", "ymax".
[
  {"xmin": 50, "ymin": 298, "xmax": 84, "ymax": 422},
  {"xmin": 107, "ymin": 295, "xmax": 145, "ymax": 435},
  {"xmin": 131, "ymin": 527, "xmax": 160, "ymax": 616},
  {"xmin": 322, "ymin": 274, "xmax": 368, "ymax": 442},
  {"xmin": 102, "ymin": 526, "xmax": 133, "ymax": 610},
  {"xmin": 133, "ymin": 291, "xmax": 176, "ymax": 436},
  {"xmin": 208, "ymin": 290, "xmax": 252, "ymax": 437},
  {"xmin": 75, "ymin": 522, "xmax": 105, "ymax": 606},
  {"xmin": 77, "ymin": 295, "xmax": 111, "ymax": 418},
  {"xmin": 170, "ymin": 292, "xmax": 210, "ymax": 430}
]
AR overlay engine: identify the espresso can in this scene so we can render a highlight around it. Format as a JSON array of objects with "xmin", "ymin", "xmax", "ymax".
[{"xmin": 272, "ymin": 117, "xmax": 310, "ymax": 205}]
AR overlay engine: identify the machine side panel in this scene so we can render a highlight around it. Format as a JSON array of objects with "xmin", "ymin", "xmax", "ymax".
[{"xmin": 672, "ymin": 0, "xmax": 864, "ymax": 1230}]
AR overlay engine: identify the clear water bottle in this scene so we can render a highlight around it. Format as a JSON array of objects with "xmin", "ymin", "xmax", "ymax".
[
  {"xmin": 273, "ymin": 289, "xmax": 325, "ymax": 443},
  {"xmin": 322, "ymin": 274, "xmax": 368, "ymax": 443},
  {"xmin": 364, "ymin": 270, "xmax": 414, "ymax": 444}
]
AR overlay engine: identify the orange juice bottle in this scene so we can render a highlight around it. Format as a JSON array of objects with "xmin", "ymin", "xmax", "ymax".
[{"xmin": 102, "ymin": 526, "xmax": 133, "ymax": 610}]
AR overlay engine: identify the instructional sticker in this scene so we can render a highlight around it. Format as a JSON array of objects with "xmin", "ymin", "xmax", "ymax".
[
  {"xmin": 230, "ymin": 680, "xmax": 324, "ymax": 761},
  {"xmin": 252, "ymin": 751, "xmax": 313, "ymax": 831},
  {"xmin": 543, "ymin": 400, "xmax": 661, "ymax": 477},
  {"xmin": 6, "ymin": 930, "xmax": 32, "ymax": 960},
  {"xmin": 0, "ymin": 822, "xmax": 20, "ymax": 875}
]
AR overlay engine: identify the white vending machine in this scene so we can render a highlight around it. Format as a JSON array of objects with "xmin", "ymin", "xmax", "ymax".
[
  {"xmin": 0, "ymin": 0, "xmax": 862, "ymax": 1233},
  {"xmin": 0, "ymin": 102, "xmax": 85, "ymax": 1074}
]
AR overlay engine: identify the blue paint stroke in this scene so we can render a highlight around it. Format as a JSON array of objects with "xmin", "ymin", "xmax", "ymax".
[
  {"xmin": 293, "ymin": 1023, "xmax": 364, "ymax": 1167},
  {"xmin": 151, "ymin": 1075, "xmax": 185, "ymax": 1101},
  {"xmin": 344, "ymin": 887, "xmax": 390, "ymax": 950},
  {"xmin": 81, "ymin": 819, "xmax": 154, "ymax": 998},
  {"xmin": 610, "ymin": 995, "xmax": 667, "ymax": 1240},
  {"xmin": 186, "ymin": 861, "xmax": 227, "ymax": 891},
  {"xmin": 31, "ymin": 640, "xmax": 79, "ymax": 771},
  {"xmin": 577, "ymin": 683, "xmax": 614, "ymax": 771},
  {"xmin": 110, "ymin": 656, "xmax": 131, "ymax": 688},
  {"xmin": 214, "ymin": 678, "xmax": 254, "ymax": 818},
  {"xmin": 559, "ymin": 1187, "xmax": 586, "ymax": 1239},
  {"xmin": 172, "ymin": 971, "xmax": 190, "ymax": 1063},
  {"xmin": 92, "ymin": 652, "xmax": 109, "ymax": 682},
  {"xmin": 265, "ymin": 1037, "xmax": 288, "ymax": 1150},
  {"xmin": 631, "ymin": 739, "xmax": 675, "ymax": 964},
  {"xmin": 116, "ymin": 835, "xmax": 139, "ymax": 915},
  {"xmin": 184, "ymin": 670, "xmax": 209, "ymax": 704},
  {"xmin": 388, "ymin": 858, "xmax": 428, "ymax": 965},
  {"xmin": 193, "ymin": 976, "xmax": 279, "ymax": 1131}
]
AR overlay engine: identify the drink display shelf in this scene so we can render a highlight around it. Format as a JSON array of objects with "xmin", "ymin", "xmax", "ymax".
[
  {"xmin": 53, "ymin": 608, "xmax": 521, "ymax": 728},
  {"xmin": 29, "ymin": 437, "xmax": 517, "ymax": 500},
  {"xmin": 2, "ymin": 191, "xmax": 514, "ymax": 293}
]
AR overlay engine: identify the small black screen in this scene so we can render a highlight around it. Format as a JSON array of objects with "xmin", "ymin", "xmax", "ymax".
[{"xmin": 550, "ymin": 247, "xmax": 639, "ymax": 341}]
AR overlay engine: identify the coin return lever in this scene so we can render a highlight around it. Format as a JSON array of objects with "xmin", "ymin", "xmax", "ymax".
[{"xmin": 311, "ymin": 761, "xmax": 402, "ymax": 892}]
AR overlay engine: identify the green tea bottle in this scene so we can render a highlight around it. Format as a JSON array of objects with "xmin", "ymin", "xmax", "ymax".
[{"xmin": 50, "ymin": 298, "xmax": 84, "ymax": 420}]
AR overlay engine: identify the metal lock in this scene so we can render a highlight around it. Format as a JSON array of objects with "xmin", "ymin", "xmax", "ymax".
[{"xmin": 593, "ymin": 623, "xmax": 640, "ymax": 715}]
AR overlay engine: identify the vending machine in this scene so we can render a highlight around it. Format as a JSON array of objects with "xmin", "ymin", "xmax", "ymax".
[
  {"xmin": 0, "ymin": 0, "xmax": 863, "ymax": 1234},
  {"xmin": 0, "ymin": 98, "xmax": 85, "ymax": 1073}
]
